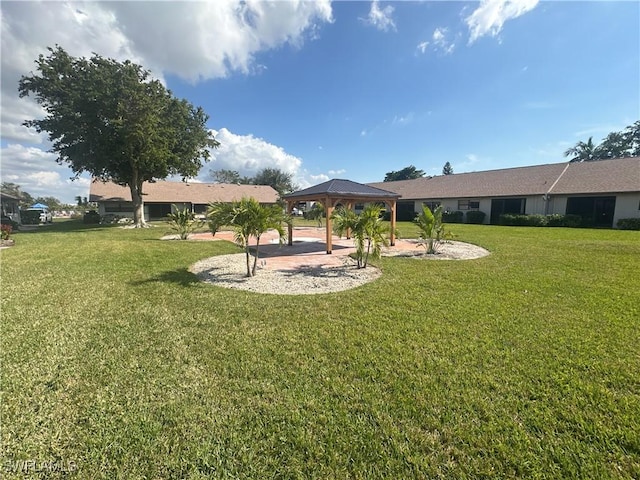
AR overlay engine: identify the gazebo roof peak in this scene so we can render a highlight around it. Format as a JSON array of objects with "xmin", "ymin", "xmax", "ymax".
[{"xmin": 285, "ymin": 178, "xmax": 400, "ymax": 199}]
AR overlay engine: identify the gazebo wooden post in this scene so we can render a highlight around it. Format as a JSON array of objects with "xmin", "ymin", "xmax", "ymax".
[
  {"xmin": 345, "ymin": 201, "xmax": 353, "ymax": 239},
  {"xmin": 325, "ymin": 196, "xmax": 333, "ymax": 254},
  {"xmin": 286, "ymin": 199, "xmax": 294, "ymax": 246},
  {"xmin": 389, "ymin": 199, "xmax": 397, "ymax": 246}
]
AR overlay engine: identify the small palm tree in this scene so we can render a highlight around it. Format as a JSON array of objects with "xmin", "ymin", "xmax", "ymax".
[
  {"xmin": 332, "ymin": 204, "xmax": 389, "ymax": 268},
  {"xmin": 207, "ymin": 198, "xmax": 288, "ymax": 277},
  {"xmin": 166, "ymin": 205, "xmax": 202, "ymax": 240},
  {"xmin": 415, "ymin": 204, "xmax": 444, "ymax": 254}
]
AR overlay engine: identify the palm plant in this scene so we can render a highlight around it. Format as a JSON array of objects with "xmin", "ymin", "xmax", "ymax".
[
  {"xmin": 207, "ymin": 198, "xmax": 288, "ymax": 277},
  {"xmin": 332, "ymin": 204, "xmax": 389, "ymax": 268},
  {"xmin": 166, "ymin": 205, "xmax": 202, "ymax": 240},
  {"xmin": 415, "ymin": 204, "xmax": 445, "ymax": 254},
  {"xmin": 563, "ymin": 136, "xmax": 599, "ymax": 162}
]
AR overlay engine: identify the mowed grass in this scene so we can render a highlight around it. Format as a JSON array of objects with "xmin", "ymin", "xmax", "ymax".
[{"xmin": 1, "ymin": 221, "xmax": 639, "ymax": 479}]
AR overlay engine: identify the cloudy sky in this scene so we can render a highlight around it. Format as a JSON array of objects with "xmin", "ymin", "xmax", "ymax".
[{"xmin": 1, "ymin": 1, "xmax": 638, "ymax": 204}]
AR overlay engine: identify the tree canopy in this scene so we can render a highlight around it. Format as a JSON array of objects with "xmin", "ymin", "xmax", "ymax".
[
  {"xmin": 383, "ymin": 165, "xmax": 425, "ymax": 182},
  {"xmin": 442, "ymin": 162, "xmax": 454, "ymax": 175},
  {"xmin": 564, "ymin": 121, "xmax": 640, "ymax": 162},
  {"xmin": 210, "ymin": 167, "xmax": 297, "ymax": 198},
  {"xmin": 18, "ymin": 46, "xmax": 219, "ymax": 226}
]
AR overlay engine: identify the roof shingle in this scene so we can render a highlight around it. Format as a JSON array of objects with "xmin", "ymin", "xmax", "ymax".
[{"xmin": 368, "ymin": 157, "xmax": 640, "ymax": 200}]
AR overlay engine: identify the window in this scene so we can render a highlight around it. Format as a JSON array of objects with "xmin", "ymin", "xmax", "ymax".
[
  {"xmin": 458, "ymin": 200, "xmax": 480, "ymax": 210},
  {"xmin": 422, "ymin": 201, "xmax": 440, "ymax": 211},
  {"xmin": 104, "ymin": 202, "xmax": 134, "ymax": 213}
]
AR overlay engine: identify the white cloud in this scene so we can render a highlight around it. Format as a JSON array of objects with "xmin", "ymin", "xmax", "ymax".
[
  {"xmin": 205, "ymin": 128, "xmax": 302, "ymax": 177},
  {"xmin": 361, "ymin": 1, "xmax": 396, "ymax": 32},
  {"xmin": 309, "ymin": 173, "xmax": 330, "ymax": 184},
  {"xmin": 392, "ymin": 113, "xmax": 414, "ymax": 126},
  {"xmin": 0, "ymin": 144, "xmax": 91, "ymax": 203},
  {"xmin": 416, "ymin": 41, "xmax": 429, "ymax": 54},
  {"xmin": 432, "ymin": 28, "xmax": 456, "ymax": 55},
  {"xmin": 1, "ymin": 1, "xmax": 333, "ymax": 142},
  {"xmin": 1, "ymin": 1, "xmax": 333, "ymax": 201},
  {"xmin": 328, "ymin": 169, "xmax": 346, "ymax": 176},
  {"xmin": 416, "ymin": 28, "xmax": 455, "ymax": 56},
  {"xmin": 466, "ymin": 0, "xmax": 539, "ymax": 44}
]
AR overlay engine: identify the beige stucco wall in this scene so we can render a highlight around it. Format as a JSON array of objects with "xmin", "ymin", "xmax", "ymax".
[{"xmin": 613, "ymin": 193, "xmax": 640, "ymax": 226}]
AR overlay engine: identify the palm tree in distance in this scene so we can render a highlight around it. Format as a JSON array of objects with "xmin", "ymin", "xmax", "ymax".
[{"xmin": 564, "ymin": 136, "xmax": 599, "ymax": 162}]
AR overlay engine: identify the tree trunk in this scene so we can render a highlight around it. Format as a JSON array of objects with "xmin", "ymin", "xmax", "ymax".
[
  {"xmin": 252, "ymin": 237, "xmax": 261, "ymax": 276},
  {"xmin": 245, "ymin": 247, "xmax": 252, "ymax": 277},
  {"xmin": 129, "ymin": 172, "xmax": 147, "ymax": 228}
]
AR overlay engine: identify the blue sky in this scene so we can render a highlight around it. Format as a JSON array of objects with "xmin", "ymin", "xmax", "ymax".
[{"xmin": 1, "ymin": 1, "xmax": 638, "ymax": 204}]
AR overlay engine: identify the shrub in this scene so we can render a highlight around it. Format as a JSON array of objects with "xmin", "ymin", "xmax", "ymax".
[
  {"xmin": 466, "ymin": 210, "xmax": 486, "ymax": 224},
  {"xmin": 20, "ymin": 209, "xmax": 42, "ymax": 225},
  {"xmin": 546, "ymin": 214, "xmax": 582, "ymax": 227},
  {"xmin": 1, "ymin": 216, "xmax": 19, "ymax": 230},
  {"xmin": 546, "ymin": 214, "xmax": 565, "ymax": 227},
  {"xmin": 83, "ymin": 210, "xmax": 101, "ymax": 224},
  {"xmin": 442, "ymin": 210, "xmax": 464, "ymax": 224},
  {"xmin": 1, "ymin": 224, "xmax": 12, "ymax": 240},
  {"xmin": 562, "ymin": 214, "xmax": 582, "ymax": 227},
  {"xmin": 617, "ymin": 218, "xmax": 640, "ymax": 230},
  {"xmin": 500, "ymin": 214, "xmax": 548, "ymax": 226}
]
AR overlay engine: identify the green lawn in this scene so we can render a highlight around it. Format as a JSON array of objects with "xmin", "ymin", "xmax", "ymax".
[{"xmin": 1, "ymin": 221, "xmax": 639, "ymax": 479}]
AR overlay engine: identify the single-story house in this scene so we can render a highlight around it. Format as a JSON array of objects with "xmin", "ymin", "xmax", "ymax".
[
  {"xmin": 89, "ymin": 180, "xmax": 279, "ymax": 221},
  {"xmin": 368, "ymin": 156, "xmax": 640, "ymax": 227},
  {"xmin": 0, "ymin": 192, "xmax": 22, "ymax": 224}
]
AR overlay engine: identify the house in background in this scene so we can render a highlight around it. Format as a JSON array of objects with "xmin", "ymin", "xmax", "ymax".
[
  {"xmin": 0, "ymin": 192, "xmax": 22, "ymax": 224},
  {"xmin": 369, "ymin": 156, "xmax": 640, "ymax": 228},
  {"xmin": 89, "ymin": 180, "xmax": 279, "ymax": 221}
]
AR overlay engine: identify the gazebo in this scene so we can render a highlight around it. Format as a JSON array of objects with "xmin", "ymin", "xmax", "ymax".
[{"xmin": 283, "ymin": 179, "xmax": 401, "ymax": 254}]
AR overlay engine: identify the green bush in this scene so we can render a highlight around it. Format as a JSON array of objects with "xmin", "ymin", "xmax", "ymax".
[
  {"xmin": 562, "ymin": 214, "xmax": 582, "ymax": 227},
  {"xmin": 1, "ymin": 216, "xmax": 19, "ymax": 230},
  {"xmin": 499, "ymin": 214, "xmax": 583, "ymax": 227},
  {"xmin": 500, "ymin": 214, "xmax": 548, "ymax": 226},
  {"xmin": 20, "ymin": 209, "xmax": 42, "ymax": 225},
  {"xmin": 617, "ymin": 218, "xmax": 640, "ymax": 230},
  {"xmin": 546, "ymin": 214, "xmax": 565, "ymax": 227},
  {"xmin": 465, "ymin": 210, "xmax": 486, "ymax": 224},
  {"xmin": 83, "ymin": 210, "xmax": 101, "ymax": 224},
  {"xmin": 442, "ymin": 210, "xmax": 464, "ymax": 223}
]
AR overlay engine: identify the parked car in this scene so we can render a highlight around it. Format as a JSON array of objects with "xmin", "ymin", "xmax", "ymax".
[{"xmin": 27, "ymin": 208, "xmax": 53, "ymax": 223}]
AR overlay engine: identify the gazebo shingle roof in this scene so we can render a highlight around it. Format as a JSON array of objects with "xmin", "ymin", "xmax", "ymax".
[{"xmin": 285, "ymin": 179, "xmax": 400, "ymax": 199}]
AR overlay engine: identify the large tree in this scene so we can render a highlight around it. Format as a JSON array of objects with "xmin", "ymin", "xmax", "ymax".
[
  {"xmin": 210, "ymin": 169, "xmax": 243, "ymax": 184},
  {"xmin": 442, "ymin": 161, "xmax": 454, "ymax": 175},
  {"xmin": 383, "ymin": 165, "xmax": 425, "ymax": 182},
  {"xmin": 252, "ymin": 168, "xmax": 297, "ymax": 197},
  {"xmin": 18, "ymin": 46, "xmax": 219, "ymax": 226}
]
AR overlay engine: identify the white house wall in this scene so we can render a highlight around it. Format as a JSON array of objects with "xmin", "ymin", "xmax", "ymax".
[{"xmin": 613, "ymin": 193, "xmax": 640, "ymax": 225}]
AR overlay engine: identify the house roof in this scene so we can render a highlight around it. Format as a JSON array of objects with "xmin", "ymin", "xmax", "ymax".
[
  {"xmin": 368, "ymin": 157, "xmax": 640, "ymax": 200},
  {"xmin": 0, "ymin": 192, "xmax": 22, "ymax": 202},
  {"xmin": 550, "ymin": 157, "xmax": 640, "ymax": 194},
  {"xmin": 89, "ymin": 180, "xmax": 279, "ymax": 204},
  {"xmin": 285, "ymin": 179, "xmax": 400, "ymax": 200}
]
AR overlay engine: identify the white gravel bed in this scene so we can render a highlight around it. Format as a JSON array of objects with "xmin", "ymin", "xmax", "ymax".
[
  {"xmin": 190, "ymin": 253, "xmax": 381, "ymax": 295},
  {"xmin": 383, "ymin": 240, "xmax": 490, "ymax": 260}
]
